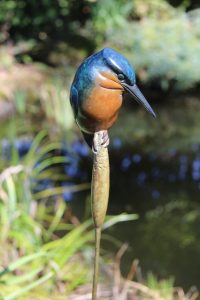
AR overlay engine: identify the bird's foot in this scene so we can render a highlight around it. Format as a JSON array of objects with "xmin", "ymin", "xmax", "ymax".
[{"xmin": 92, "ymin": 130, "xmax": 109, "ymax": 154}]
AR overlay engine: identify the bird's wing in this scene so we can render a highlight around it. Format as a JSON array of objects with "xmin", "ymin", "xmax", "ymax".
[
  {"xmin": 70, "ymin": 85, "xmax": 93, "ymax": 150},
  {"xmin": 70, "ymin": 85, "xmax": 79, "ymax": 118}
]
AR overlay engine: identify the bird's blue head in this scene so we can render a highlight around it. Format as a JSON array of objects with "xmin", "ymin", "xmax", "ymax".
[
  {"xmin": 98, "ymin": 48, "xmax": 156, "ymax": 118},
  {"xmin": 72, "ymin": 48, "xmax": 156, "ymax": 118},
  {"xmin": 102, "ymin": 48, "xmax": 135, "ymax": 86}
]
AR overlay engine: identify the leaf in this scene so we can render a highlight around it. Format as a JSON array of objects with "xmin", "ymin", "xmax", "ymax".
[
  {"xmin": 102, "ymin": 213, "xmax": 138, "ymax": 230},
  {"xmin": 4, "ymin": 272, "xmax": 53, "ymax": 300},
  {"xmin": 0, "ymin": 252, "xmax": 48, "ymax": 276},
  {"xmin": 33, "ymin": 183, "xmax": 90, "ymax": 200},
  {"xmin": 5, "ymin": 268, "xmax": 43, "ymax": 285},
  {"xmin": 24, "ymin": 131, "xmax": 47, "ymax": 165}
]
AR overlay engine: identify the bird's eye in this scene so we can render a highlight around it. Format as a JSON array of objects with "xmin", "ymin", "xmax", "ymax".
[{"xmin": 117, "ymin": 73, "xmax": 125, "ymax": 81}]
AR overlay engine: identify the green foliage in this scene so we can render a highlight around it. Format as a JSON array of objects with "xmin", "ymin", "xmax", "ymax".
[
  {"xmin": 87, "ymin": 0, "xmax": 134, "ymax": 44},
  {"xmin": 1, "ymin": 0, "xmax": 199, "ymax": 90},
  {"xmin": 41, "ymin": 78, "xmax": 74, "ymax": 132},
  {"xmin": 146, "ymin": 272, "xmax": 174, "ymax": 300},
  {"xmin": 0, "ymin": 132, "xmax": 90, "ymax": 298},
  {"xmin": 84, "ymin": 0, "xmax": 200, "ymax": 90},
  {"xmin": 0, "ymin": 44, "xmax": 74, "ymax": 136},
  {"xmin": 0, "ymin": 0, "xmax": 70, "ymax": 40},
  {"xmin": 104, "ymin": 5, "xmax": 200, "ymax": 89},
  {"xmin": 74, "ymin": 1, "xmax": 196, "ymax": 90},
  {"xmin": 0, "ymin": 132, "xmax": 139, "ymax": 299}
]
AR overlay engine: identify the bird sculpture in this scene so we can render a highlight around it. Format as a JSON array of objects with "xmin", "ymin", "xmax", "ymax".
[
  {"xmin": 70, "ymin": 48, "xmax": 156, "ymax": 300},
  {"xmin": 70, "ymin": 47, "xmax": 155, "ymax": 153}
]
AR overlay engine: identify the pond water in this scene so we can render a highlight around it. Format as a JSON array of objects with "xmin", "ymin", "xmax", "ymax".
[
  {"xmin": 1, "ymin": 96, "xmax": 200, "ymax": 291},
  {"xmin": 72, "ymin": 142, "xmax": 200, "ymax": 291}
]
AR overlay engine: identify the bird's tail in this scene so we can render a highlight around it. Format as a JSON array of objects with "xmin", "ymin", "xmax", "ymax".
[{"xmin": 81, "ymin": 131, "xmax": 94, "ymax": 150}]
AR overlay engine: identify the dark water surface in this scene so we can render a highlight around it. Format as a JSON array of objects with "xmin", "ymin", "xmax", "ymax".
[{"xmin": 71, "ymin": 143, "xmax": 200, "ymax": 291}]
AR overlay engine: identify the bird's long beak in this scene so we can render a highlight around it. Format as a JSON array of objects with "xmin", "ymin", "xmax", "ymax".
[{"xmin": 122, "ymin": 83, "xmax": 156, "ymax": 118}]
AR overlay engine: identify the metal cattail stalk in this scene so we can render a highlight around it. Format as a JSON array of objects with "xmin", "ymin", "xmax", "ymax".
[{"xmin": 91, "ymin": 134, "xmax": 110, "ymax": 300}]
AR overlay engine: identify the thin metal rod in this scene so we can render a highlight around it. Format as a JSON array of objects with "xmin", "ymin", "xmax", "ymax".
[
  {"xmin": 92, "ymin": 227, "xmax": 101, "ymax": 300},
  {"xmin": 91, "ymin": 137, "xmax": 110, "ymax": 300}
]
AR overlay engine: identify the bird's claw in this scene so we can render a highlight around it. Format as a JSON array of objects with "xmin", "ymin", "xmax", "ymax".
[{"xmin": 92, "ymin": 130, "xmax": 109, "ymax": 154}]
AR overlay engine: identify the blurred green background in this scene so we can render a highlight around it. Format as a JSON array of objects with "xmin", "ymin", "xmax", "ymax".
[{"xmin": 0, "ymin": 0, "xmax": 200, "ymax": 299}]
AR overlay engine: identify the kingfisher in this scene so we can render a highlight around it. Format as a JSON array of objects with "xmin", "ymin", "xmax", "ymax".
[{"xmin": 70, "ymin": 48, "xmax": 156, "ymax": 152}]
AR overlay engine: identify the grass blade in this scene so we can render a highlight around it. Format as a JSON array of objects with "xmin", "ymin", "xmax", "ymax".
[
  {"xmin": 102, "ymin": 213, "xmax": 138, "ymax": 230},
  {"xmin": 4, "ymin": 272, "xmax": 53, "ymax": 300}
]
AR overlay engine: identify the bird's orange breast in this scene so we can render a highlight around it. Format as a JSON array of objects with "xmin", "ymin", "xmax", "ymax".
[{"xmin": 79, "ymin": 72, "xmax": 123, "ymax": 133}]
